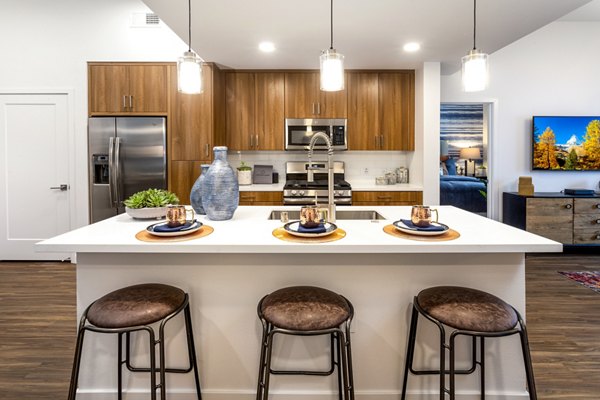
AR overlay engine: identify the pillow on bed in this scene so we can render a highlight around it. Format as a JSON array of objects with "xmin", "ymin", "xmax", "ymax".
[{"xmin": 445, "ymin": 158, "xmax": 457, "ymax": 175}]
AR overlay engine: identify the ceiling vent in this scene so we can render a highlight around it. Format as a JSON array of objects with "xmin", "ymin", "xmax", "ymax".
[{"xmin": 131, "ymin": 13, "xmax": 162, "ymax": 28}]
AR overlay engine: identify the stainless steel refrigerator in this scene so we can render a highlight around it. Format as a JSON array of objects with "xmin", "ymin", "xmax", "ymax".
[{"xmin": 89, "ymin": 117, "xmax": 166, "ymax": 223}]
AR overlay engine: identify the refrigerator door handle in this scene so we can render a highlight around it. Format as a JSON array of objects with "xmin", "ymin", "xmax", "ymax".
[
  {"xmin": 108, "ymin": 136, "xmax": 116, "ymax": 206},
  {"xmin": 114, "ymin": 137, "xmax": 122, "ymax": 206}
]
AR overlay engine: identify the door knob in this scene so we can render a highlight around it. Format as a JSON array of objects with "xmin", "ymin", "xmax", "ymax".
[{"xmin": 50, "ymin": 184, "xmax": 69, "ymax": 191}]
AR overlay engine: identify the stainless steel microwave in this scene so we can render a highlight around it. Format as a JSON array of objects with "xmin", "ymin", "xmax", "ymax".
[{"xmin": 285, "ymin": 118, "xmax": 347, "ymax": 151}]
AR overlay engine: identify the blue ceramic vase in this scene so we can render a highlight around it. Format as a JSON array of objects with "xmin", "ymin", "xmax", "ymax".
[
  {"xmin": 201, "ymin": 146, "xmax": 239, "ymax": 220},
  {"xmin": 190, "ymin": 164, "xmax": 210, "ymax": 215}
]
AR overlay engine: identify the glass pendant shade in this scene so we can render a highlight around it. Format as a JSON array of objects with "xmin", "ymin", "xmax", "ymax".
[
  {"xmin": 462, "ymin": 49, "xmax": 488, "ymax": 92},
  {"xmin": 320, "ymin": 49, "xmax": 345, "ymax": 91},
  {"xmin": 178, "ymin": 51, "xmax": 203, "ymax": 94}
]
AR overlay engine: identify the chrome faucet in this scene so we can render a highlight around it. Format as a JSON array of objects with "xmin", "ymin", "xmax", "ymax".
[{"xmin": 307, "ymin": 131, "xmax": 336, "ymax": 223}]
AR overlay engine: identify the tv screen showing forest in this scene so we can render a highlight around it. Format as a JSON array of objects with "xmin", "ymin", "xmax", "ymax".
[{"xmin": 533, "ymin": 116, "xmax": 600, "ymax": 171}]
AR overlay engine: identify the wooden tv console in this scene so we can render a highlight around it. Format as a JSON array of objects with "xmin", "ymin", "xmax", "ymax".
[{"xmin": 503, "ymin": 192, "xmax": 600, "ymax": 246}]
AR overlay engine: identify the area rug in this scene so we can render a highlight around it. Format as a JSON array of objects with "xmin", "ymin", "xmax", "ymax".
[{"xmin": 558, "ymin": 271, "xmax": 600, "ymax": 293}]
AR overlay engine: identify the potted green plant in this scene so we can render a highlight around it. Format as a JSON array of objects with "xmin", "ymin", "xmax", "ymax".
[
  {"xmin": 123, "ymin": 188, "xmax": 180, "ymax": 219},
  {"xmin": 237, "ymin": 161, "xmax": 252, "ymax": 185}
]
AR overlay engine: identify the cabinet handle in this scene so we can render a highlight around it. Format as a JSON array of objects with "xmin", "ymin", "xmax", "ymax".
[
  {"xmin": 596, "ymin": 219, "xmax": 600, "ymax": 224},
  {"xmin": 380, "ymin": 135, "xmax": 384, "ymax": 149},
  {"xmin": 129, "ymin": 95, "xmax": 133, "ymax": 110},
  {"xmin": 377, "ymin": 196, "xmax": 392, "ymax": 200},
  {"xmin": 317, "ymin": 103, "xmax": 321, "ymax": 115},
  {"xmin": 596, "ymin": 204, "xmax": 600, "ymax": 209},
  {"xmin": 375, "ymin": 135, "xmax": 379, "ymax": 148},
  {"xmin": 596, "ymin": 234, "xmax": 600, "ymax": 240},
  {"xmin": 249, "ymin": 134, "xmax": 254, "ymax": 148},
  {"xmin": 311, "ymin": 103, "xmax": 315, "ymax": 115},
  {"xmin": 255, "ymin": 134, "xmax": 259, "ymax": 149},
  {"xmin": 565, "ymin": 204, "xmax": 572, "ymax": 209},
  {"xmin": 122, "ymin": 95, "xmax": 127, "ymax": 110},
  {"xmin": 205, "ymin": 143, "xmax": 210, "ymax": 158}
]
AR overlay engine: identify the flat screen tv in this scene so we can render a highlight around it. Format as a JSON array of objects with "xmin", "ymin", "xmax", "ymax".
[{"xmin": 532, "ymin": 116, "xmax": 600, "ymax": 171}]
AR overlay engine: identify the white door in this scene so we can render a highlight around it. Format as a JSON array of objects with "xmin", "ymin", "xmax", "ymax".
[{"xmin": 0, "ymin": 93, "xmax": 71, "ymax": 260}]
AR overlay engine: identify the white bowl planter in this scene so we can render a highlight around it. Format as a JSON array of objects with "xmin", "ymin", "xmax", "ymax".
[
  {"xmin": 237, "ymin": 169, "xmax": 252, "ymax": 185},
  {"xmin": 125, "ymin": 206, "xmax": 167, "ymax": 219}
]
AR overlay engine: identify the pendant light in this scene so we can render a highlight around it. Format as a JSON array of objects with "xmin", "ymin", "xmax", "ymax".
[
  {"xmin": 320, "ymin": 0, "xmax": 344, "ymax": 91},
  {"xmin": 177, "ymin": 0, "xmax": 203, "ymax": 94},
  {"xmin": 461, "ymin": 0, "xmax": 489, "ymax": 92}
]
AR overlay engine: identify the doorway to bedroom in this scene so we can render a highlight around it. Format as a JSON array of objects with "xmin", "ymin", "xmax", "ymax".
[{"xmin": 440, "ymin": 103, "xmax": 491, "ymax": 217}]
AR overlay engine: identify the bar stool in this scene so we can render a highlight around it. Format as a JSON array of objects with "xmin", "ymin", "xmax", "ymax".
[
  {"xmin": 256, "ymin": 285, "xmax": 355, "ymax": 400},
  {"xmin": 68, "ymin": 283, "xmax": 202, "ymax": 400},
  {"xmin": 401, "ymin": 286, "xmax": 537, "ymax": 400}
]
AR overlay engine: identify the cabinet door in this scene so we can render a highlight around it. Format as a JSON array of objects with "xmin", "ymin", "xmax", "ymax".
[
  {"xmin": 226, "ymin": 72, "xmax": 255, "ymax": 150},
  {"xmin": 285, "ymin": 72, "xmax": 318, "ymax": 118},
  {"xmin": 318, "ymin": 73, "xmax": 347, "ymax": 118},
  {"xmin": 239, "ymin": 191, "xmax": 283, "ymax": 205},
  {"xmin": 170, "ymin": 64, "xmax": 214, "ymax": 161},
  {"xmin": 128, "ymin": 65, "xmax": 168, "ymax": 113},
  {"xmin": 348, "ymin": 72, "xmax": 379, "ymax": 150},
  {"xmin": 255, "ymin": 72, "xmax": 285, "ymax": 150},
  {"xmin": 526, "ymin": 198, "xmax": 573, "ymax": 244},
  {"xmin": 352, "ymin": 191, "xmax": 422, "ymax": 205},
  {"xmin": 379, "ymin": 72, "xmax": 415, "ymax": 150},
  {"xmin": 89, "ymin": 65, "xmax": 129, "ymax": 113},
  {"xmin": 169, "ymin": 161, "xmax": 204, "ymax": 204},
  {"xmin": 573, "ymin": 198, "xmax": 600, "ymax": 244}
]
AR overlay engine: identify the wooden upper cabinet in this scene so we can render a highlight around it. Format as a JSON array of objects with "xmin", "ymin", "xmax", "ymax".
[
  {"xmin": 347, "ymin": 70, "xmax": 414, "ymax": 151},
  {"xmin": 284, "ymin": 72, "xmax": 346, "ymax": 118},
  {"xmin": 378, "ymin": 72, "xmax": 414, "ymax": 151},
  {"xmin": 170, "ymin": 63, "xmax": 226, "ymax": 161},
  {"xmin": 226, "ymin": 71, "xmax": 284, "ymax": 151},
  {"xmin": 88, "ymin": 63, "xmax": 168, "ymax": 114},
  {"xmin": 254, "ymin": 72, "xmax": 284, "ymax": 150}
]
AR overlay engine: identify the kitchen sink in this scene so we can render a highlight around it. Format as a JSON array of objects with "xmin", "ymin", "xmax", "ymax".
[{"xmin": 268, "ymin": 210, "xmax": 386, "ymax": 221}]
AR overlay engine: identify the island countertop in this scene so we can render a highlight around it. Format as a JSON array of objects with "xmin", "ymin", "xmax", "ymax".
[{"xmin": 37, "ymin": 205, "xmax": 561, "ymax": 254}]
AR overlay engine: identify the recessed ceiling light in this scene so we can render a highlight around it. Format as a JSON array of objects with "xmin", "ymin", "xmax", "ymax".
[
  {"xmin": 403, "ymin": 42, "xmax": 421, "ymax": 52},
  {"xmin": 259, "ymin": 42, "xmax": 276, "ymax": 53}
]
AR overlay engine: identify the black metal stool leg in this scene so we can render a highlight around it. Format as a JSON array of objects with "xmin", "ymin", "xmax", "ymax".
[
  {"xmin": 118, "ymin": 332, "xmax": 124, "ymax": 400},
  {"xmin": 338, "ymin": 329, "xmax": 350, "ymax": 400},
  {"xmin": 518, "ymin": 320, "xmax": 537, "ymax": 400},
  {"xmin": 145, "ymin": 327, "xmax": 157, "ymax": 400},
  {"xmin": 262, "ymin": 330, "xmax": 276, "ymax": 400},
  {"xmin": 159, "ymin": 321, "xmax": 167, "ymax": 400},
  {"xmin": 439, "ymin": 325, "xmax": 447, "ymax": 400},
  {"xmin": 334, "ymin": 333, "xmax": 343, "ymax": 400},
  {"xmin": 344, "ymin": 322, "xmax": 355, "ymax": 400},
  {"xmin": 480, "ymin": 336, "xmax": 486, "ymax": 400},
  {"xmin": 401, "ymin": 303, "xmax": 419, "ymax": 400},
  {"xmin": 183, "ymin": 303, "xmax": 202, "ymax": 400},
  {"xmin": 256, "ymin": 321, "xmax": 269, "ymax": 400},
  {"xmin": 67, "ymin": 325, "xmax": 87, "ymax": 400}
]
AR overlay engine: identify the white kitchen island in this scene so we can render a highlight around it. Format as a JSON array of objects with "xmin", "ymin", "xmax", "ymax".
[{"xmin": 37, "ymin": 206, "xmax": 561, "ymax": 400}]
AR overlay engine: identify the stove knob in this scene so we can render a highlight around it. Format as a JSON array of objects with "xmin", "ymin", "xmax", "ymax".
[
  {"xmin": 335, "ymin": 190, "xmax": 341, "ymax": 196},
  {"xmin": 291, "ymin": 190, "xmax": 297, "ymax": 195},
  {"xmin": 299, "ymin": 190, "xmax": 305, "ymax": 196}
]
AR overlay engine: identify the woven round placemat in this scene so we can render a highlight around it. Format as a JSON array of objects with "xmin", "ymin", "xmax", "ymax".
[
  {"xmin": 272, "ymin": 227, "xmax": 346, "ymax": 243},
  {"xmin": 135, "ymin": 225, "xmax": 214, "ymax": 242},
  {"xmin": 383, "ymin": 224, "xmax": 460, "ymax": 241}
]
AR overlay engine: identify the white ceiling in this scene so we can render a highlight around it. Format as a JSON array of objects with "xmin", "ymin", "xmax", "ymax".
[{"xmin": 143, "ymin": 0, "xmax": 593, "ymax": 75}]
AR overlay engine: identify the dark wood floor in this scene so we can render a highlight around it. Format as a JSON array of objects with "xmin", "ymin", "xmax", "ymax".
[{"xmin": 0, "ymin": 255, "xmax": 598, "ymax": 399}]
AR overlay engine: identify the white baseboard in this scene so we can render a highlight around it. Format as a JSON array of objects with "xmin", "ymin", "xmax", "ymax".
[{"xmin": 75, "ymin": 388, "xmax": 533, "ymax": 400}]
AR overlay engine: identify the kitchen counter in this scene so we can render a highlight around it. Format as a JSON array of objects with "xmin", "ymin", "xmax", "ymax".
[
  {"xmin": 238, "ymin": 183, "xmax": 284, "ymax": 191},
  {"xmin": 37, "ymin": 206, "xmax": 560, "ymax": 400}
]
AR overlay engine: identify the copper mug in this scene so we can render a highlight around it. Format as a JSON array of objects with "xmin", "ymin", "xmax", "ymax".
[
  {"xmin": 300, "ymin": 205, "xmax": 328, "ymax": 228},
  {"xmin": 166, "ymin": 205, "xmax": 195, "ymax": 227},
  {"xmin": 411, "ymin": 205, "xmax": 438, "ymax": 227}
]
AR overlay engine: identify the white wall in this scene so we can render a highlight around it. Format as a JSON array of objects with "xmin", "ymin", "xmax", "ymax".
[
  {"xmin": 441, "ymin": 21, "xmax": 600, "ymax": 220},
  {"xmin": 0, "ymin": 0, "xmax": 187, "ymax": 229}
]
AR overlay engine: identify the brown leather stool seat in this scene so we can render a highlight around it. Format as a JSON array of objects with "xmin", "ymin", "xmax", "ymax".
[
  {"xmin": 260, "ymin": 286, "xmax": 351, "ymax": 331},
  {"xmin": 68, "ymin": 283, "xmax": 202, "ymax": 400},
  {"xmin": 256, "ymin": 286, "xmax": 355, "ymax": 400},
  {"xmin": 87, "ymin": 283, "xmax": 186, "ymax": 329},
  {"xmin": 401, "ymin": 286, "xmax": 537, "ymax": 400},
  {"xmin": 417, "ymin": 286, "xmax": 518, "ymax": 332}
]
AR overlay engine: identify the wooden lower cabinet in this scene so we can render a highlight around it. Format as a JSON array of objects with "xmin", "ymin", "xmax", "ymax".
[
  {"xmin": 503, "ymin": 192, "xmax": 600, "ymax": 246},
  {"xmin": 352, "ymin": 191, "xmax": 422, "ymax": 206},
  {"xmin": 239, "ymin": 191, "xmax": 283, "ymax": 206}
]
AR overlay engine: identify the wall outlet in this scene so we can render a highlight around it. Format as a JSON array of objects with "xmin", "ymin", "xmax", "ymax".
[{"xmin": 363, "ymin": 168, "xmax": 369, "ymax": 175}]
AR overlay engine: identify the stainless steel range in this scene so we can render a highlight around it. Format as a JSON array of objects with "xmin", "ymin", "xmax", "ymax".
[{"xmin": 283, "ymin": 161, "xmax": 352, "ymax": 205}]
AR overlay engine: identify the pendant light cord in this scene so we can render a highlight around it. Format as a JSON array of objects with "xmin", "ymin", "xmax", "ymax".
[
  {"xmin": 188, "ymin": 0, "xmax": 192, "ymax": 52},
  {"xmin": 330, "ymin": 0, "xmax": 334, "ymax": 50},
  {"xmin": 472, "ymin": 0, "xmax": 477, "ymax": 50}
]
